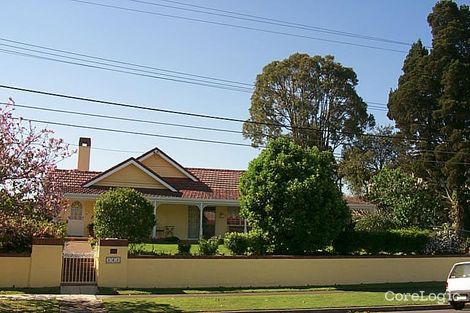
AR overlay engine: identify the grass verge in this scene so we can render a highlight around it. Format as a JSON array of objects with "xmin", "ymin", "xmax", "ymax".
[
  {"xmin": 0, "ymin": 287, "xmax": 60, "ymax": 295},
  {"xmin": 101, "ymin": 289, "xmax": 445, "ymax": 313},
  {"xmin": 99, "ymin": 281, "xmax": 445, "ymax": 295},
  {"xmin": 0, "ymin": 299, "xmax": 59, "ymax": 312}
]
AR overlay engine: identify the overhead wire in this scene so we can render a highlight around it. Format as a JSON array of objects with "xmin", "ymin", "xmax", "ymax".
[
  {"xmin": 66, "ymin": 0, "xmax": 408, "ymax": 54},
  {"xmin": 127, "ymin": 0, "xmax": 416, "ymax": 47},
  {"xmin": 20, "ymin": 117, "xmax": 254, "ymax": 148},
  {"xmin": 0, "ymin": 38, "xmax": 252, "ymax": 88},
  {"xmin": 4, "ymin": 101, "xmax": 242, "ymax": 135},
  {"xmin": 12, "ymin": 101, "xmax": 468, "ymax": 158},
  {"xmin": 0, "ymin": 84, "xmax": 464, "ymax": 147},
  {"xmin": 0, "ymin": 48, "xmax": 251, "ymax": 93},
  {"xmin": 0, "ymin": 37, "xmax": 390, "ymax": 110}
]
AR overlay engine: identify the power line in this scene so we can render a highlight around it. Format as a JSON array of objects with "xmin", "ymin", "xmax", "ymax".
[
  {"xmin": 9, "ymin": 100, "xmax": 468, "ymax": 158},
  {"xmin": 66, "ymin": 142, "xmax": 145, "ymax": 154},
  {"xmin": 0, "ymin": 48, "xmax": 251, "ymax": 93},
  {"xmin": 67, "ymin": 0, "xmax": 407, "ymax": 54},
  {"xmin": 0, "ymin": 37, "xmax": 391, "ymax": 110},
  {"xmin": 1, "ymin": 84, "xmax": 461, "ymax": 145},
  {"xmin": 0, "ymin": 46, "xmax": 390, "ymax": 112},
  {"xmin": 0, "ymin": 84, "xmax": 251, "ymax": 123},
  {"xmin": 127, "ymin": 0, "xmax": 416, "ymax": 47},
  {"xmin": 18, "ymin": 117, "xmax": 470, "ymax": 164},
  {"xmin": 0, "ymin": 37, "xmax": 252, "ymax": 88},
  {"xmin": 5, "ymin": 102, "xmax": 242, "ymax": 134},
  {"xmin": 21, "ymin": 117, "xmax": 254, "ymax": 148}
]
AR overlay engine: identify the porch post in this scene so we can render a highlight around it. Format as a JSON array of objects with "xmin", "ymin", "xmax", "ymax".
[
  {"xmin": 243, "ymin": 219, "xmax": 248, "ymax": 234},
  {"xmin": 198, "ymin": 203, "xmax": 205, "ymax": 239},
  {"xmin": 152, "ymin": 200, "xmax": 160, "ymax": 239}
]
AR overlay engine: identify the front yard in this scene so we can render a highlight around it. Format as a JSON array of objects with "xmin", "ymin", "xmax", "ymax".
[{"xmin": 129, "ymin": 243, "xmax": 231, "ymax": 256}]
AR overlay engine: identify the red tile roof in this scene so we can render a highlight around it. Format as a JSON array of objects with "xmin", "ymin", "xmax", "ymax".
[
  {"xmin": 52, "ymin": 167, "xmax": 370, "ymax": 206},
  {"xmin": 51, "ymin": 167, "xmax": 243, "ymax": 201}
]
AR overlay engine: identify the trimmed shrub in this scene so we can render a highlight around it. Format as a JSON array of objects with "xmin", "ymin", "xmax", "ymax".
[
  {"xmin": 333, "ymin": 229, "xmax": 431, "ymax": 255},
  {"xmin": 94, "ymin": 188, "xmax": 155, "ymax": 242},
  {"xmin": 154, "ymin": 236, "xmax": 180, "ymax": 244},
  {"xmin": 224, "ymin": 232, "xmax": 250, "ymax": 255},
  {"xmin": 246, "ymin": 229, "xmax": 270, "ymax": 255},
  {"xmin": 424, "ymin": 227, "xmax": 464, "ymax": 255},
  {"xmin": 354, "ymin": 213, "xmax": 396, "ymax": 232},
  {"xmin": 199, "ymin": 236, "xmax": 219, "ymax": 255},
  {"xmin": 177, "ymin": 241, "xmax": 191, "ymax": 255},
  {"xmin": 224, "ymin": 230, "xmax": 270, "ymax": 255},
  {"xmin": 0, "ymin": 218, "xmax": 65, "ymax": 253}
]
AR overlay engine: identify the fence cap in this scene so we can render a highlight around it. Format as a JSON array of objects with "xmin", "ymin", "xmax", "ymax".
[
  {"xmin": 32, "ymin": 237, "xmax": 64, "ymax": 246},
  {"xmin": 99, "ymin": 239, "xmax": 128, "ymax": 247}
]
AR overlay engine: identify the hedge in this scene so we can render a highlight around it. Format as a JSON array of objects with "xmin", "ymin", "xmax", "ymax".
[{"xmin": 333, "ymin": 229, "xmax": 431, "ymax": 255}]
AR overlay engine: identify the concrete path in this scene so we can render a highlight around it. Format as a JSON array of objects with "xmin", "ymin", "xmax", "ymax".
[
  {"xmin": 0, "ymin": 294, "xmax": 107, "ymax": 313},
  {"xmin": 63, "ymin": 241, "xmax": 93, "ymax": 254},
  {"xmin": 58, "ymin": 295, "xmax": 106, "ymax": 312}
]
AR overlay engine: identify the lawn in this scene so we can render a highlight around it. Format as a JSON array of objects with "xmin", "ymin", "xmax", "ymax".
[
  {"xmin": 0, "ymin": 299, "xmax": 59, "ymax": 312},
  {"xmin": 129, "ymin": 243, "xmax": 231, "ymax": 256},
  {"xmin": 99, "ymin": 281, "xmax": 445, "ymax": 296},
  {"xmin": 101, "ymin": 287, "xmax": 445, "ymax": 313},
  {"xmin": 0, "ymin": 287, "xmax": 60, "ymax": 295}
]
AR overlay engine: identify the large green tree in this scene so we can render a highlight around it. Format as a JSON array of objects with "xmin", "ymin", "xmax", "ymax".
[
  {"xmin": 338, "ymin": 125, "xmax": 398, "ymax": 196},
  {"xmin": 243, "ymin": 53, "xmax": 374, "ymax": 150},
  {"xmin": 388, "ymin": 0, "xmax": 470, "ymax": 230},
  {"xmin": 368, "ymin": 168, "xmax": 448, "ymax": 229},
  {"xmin": 239, "ymin": 137, "xmax": 350, "ymax": 254}
]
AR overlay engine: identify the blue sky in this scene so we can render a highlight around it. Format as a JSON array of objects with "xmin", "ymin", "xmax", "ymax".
[{"xmin": 1, "ymin": 0, "xmax": 463, "ymax": 171}]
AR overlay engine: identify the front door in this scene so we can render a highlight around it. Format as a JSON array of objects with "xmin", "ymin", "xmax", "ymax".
[
  {"xmin": 187, "ymin": 206, "xmax": 200, "ymax": 239},
  {"xmin": 67, "ymin": 202, "xmax": 84, "ymax": 237},
  {"xmin": 203, "ymin": 207, "xmax": 216, "ymax": 239}
]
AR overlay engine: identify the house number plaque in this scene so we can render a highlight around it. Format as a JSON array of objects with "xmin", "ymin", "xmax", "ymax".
[{"xmin": 106, "ymin": 256, "xmax": 121, "ymax": 264}]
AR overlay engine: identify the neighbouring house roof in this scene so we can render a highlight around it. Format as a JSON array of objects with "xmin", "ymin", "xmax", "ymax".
[
  {"xmin": 343, "ymin": 195, "xmax": 377, "ymax": 212},
  {"xmin": 51, "ymin": 167, "xmax": 243, "ymax": 201}
]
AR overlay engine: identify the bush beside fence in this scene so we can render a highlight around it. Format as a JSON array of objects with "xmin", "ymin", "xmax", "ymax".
[{"xmin": 333, "ymin": 229, "xmax": 431, "ymax": 255}]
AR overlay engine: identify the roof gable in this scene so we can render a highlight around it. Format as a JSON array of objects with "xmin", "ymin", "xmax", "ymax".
[
  {"xmin": 83, "ymin": 158, "xmax": 177, "ymax": 192},
  {"xmin": 137, "ymin": 148, "xmax": 198, "ymax": 181}
]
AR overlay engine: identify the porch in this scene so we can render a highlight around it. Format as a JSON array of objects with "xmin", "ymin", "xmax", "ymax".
[{"xmin": 63, "ymin": 196, "xmax": 247, "ymax": 240}]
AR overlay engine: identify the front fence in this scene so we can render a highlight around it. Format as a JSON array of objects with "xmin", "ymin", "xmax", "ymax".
[{"xmin": 61, "ymin": 252, "xmax": 96, "ymax": 285}]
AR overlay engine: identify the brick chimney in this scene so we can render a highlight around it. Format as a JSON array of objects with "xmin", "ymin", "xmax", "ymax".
[{"xmin": 77, "ymin": 137, "xmax": 91, "ymax": 171}]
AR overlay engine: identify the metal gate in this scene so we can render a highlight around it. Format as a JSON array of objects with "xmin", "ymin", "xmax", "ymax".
[{"xmin": 61, "ymin": 252, "xmax": 96, "ymax": 285}]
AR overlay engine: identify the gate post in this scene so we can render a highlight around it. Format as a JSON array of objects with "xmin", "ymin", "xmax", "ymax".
[
  {"xmin": 96, "ymin": 239, "xmax": 128, "ymax": 288},
  {"xmin": 29, "ymin": 238, "xmax": 64, "ymax": 287}
]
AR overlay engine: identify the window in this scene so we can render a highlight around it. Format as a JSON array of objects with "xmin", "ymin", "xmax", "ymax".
[
  {"xmin": 227, "ymin": 207, "xmax": 243, "ymax": 226},
  {"xmin": 450, "ymin": 264, "xmax": 470, "ymax": 279},
  {"xmin": 70, "ymin": 201, "xmax": 83, "ymax": 220}
]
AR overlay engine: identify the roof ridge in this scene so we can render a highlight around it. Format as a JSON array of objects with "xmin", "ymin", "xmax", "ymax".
[
  {"xmin": 54, "ymin": 168, "xmax": 102, "ymax": 174},
  {"xmin": 188, "ymin": 167, "xmax": 245, "ymax": 172}
]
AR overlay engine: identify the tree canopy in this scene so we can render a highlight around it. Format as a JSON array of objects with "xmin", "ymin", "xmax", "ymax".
[
  {"xmin": 243, "ymin": 53, "xmax": 375, "ymax": 150},
  {"xmin": 387, "ymin": 0, "xmax": 470, "ymax": 230},
  {"xmin": 368, "ymin": 168, "xmax": 448, "ymax": 229},
  {"xmin": 239, "ymin": 137, "xmax": 350, "ymax": 254},
  {"xmin": 338, "ymin": 125, "xmax": 398, "ymax": 196},
  {"xmin": 0, "ymin": 103, "xmax": 70, "ymax": 251}
]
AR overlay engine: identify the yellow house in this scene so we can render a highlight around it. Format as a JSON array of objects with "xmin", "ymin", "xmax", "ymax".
[{"xmin": 53, "ymin": 138, "xmax": 246, "ymax": 240}]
